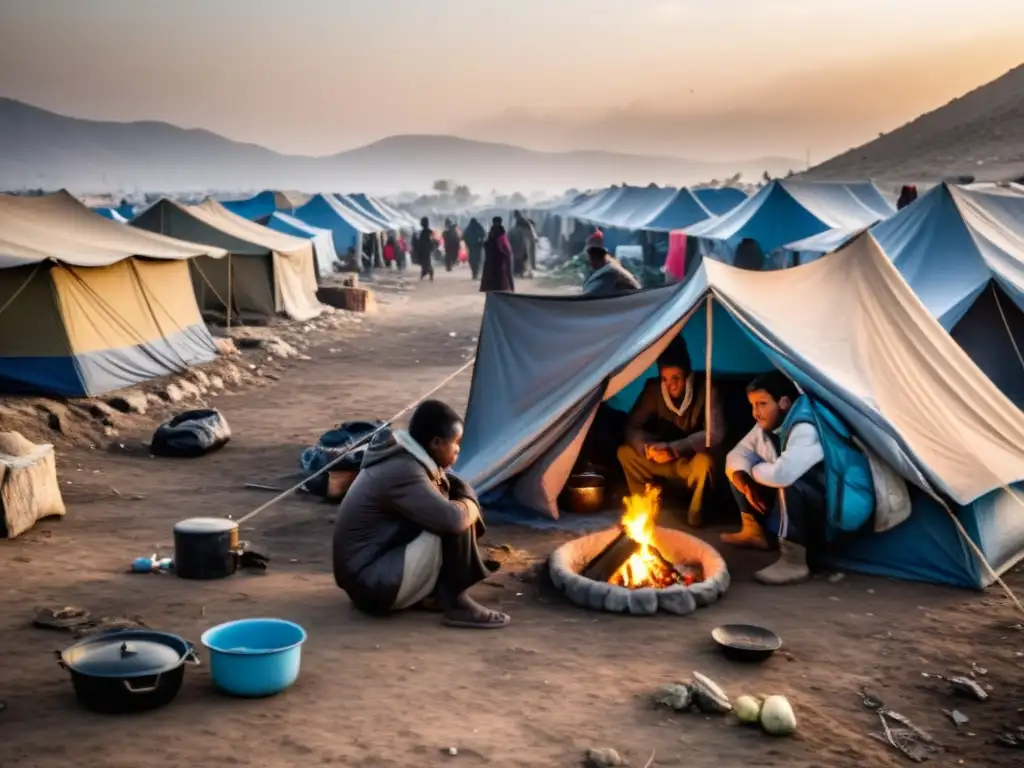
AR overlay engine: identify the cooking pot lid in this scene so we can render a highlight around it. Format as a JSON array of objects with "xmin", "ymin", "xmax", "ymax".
[
  {"xmin": 63, "ymin": 631, "xmax": 186, "ymax": 676},
  {"xmin": 174, "ymin": 517, "xmax": 238, "ymax": 534}
]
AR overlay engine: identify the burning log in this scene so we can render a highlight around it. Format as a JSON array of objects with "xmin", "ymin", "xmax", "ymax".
[{"xmin": 581, "ymin": 528, "xmax": 640, "ymax": 583}]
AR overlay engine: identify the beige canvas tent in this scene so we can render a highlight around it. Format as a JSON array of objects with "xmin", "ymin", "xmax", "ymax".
[
  {"xmin": 0, "ymin": 190, "xmax": 226, "ymax": 396},
  {"xmin": 132, "ymin": 198, "xmax": 322, "ymax": 322}
]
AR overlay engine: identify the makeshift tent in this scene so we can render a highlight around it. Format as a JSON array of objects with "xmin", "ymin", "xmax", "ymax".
[
  {"xmin": 262, "ymin": 212, "xmax": 338, "ymax": 279},
  {"xmin": 684, "ymin": 180, "xmax": 895, "ymax": 264},
  {"xmin": 0, "ymin": 191, "xmax": 224, "ymax": 396},
  {"xmin": 642, "ymin": 189, "xmax": 714, "ymax": 231},
  {"xmin": 577, "ymin": 186, "xmax": 678, "ymax": 229},
  {"xmin": 348, "ymin": 194, "xmax": 416, "ymax": 229},
  {"xmin": 292, "ymin": 194, "xmax": 381, "ymax": 254},
  {"xmin": 457, "ymin": 232, "xmax": 1024, "ymax": 588},
  {"xmin": 132, "ymin": 198, "xmax": 322, "ymax": 322},
  {"xmin": 220, "ymin": 190, "xmax": 310, "ymax": 220},
  {"xmin": 693, "ymin": 187, "xmax": 748, "ymax": 216},
  {"xmin": 333, "ymin": 194, "xmax": 391, "ymax": 231},
  {"xmin": 872, "ymin": 183, "xmax": 1024, "ymax": 407},
  {"xmin": 92, "ymin": 206, "xmax": 129, "ymax": 223}
]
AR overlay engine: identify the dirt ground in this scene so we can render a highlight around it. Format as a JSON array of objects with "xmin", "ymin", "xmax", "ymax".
[{"xmin": 1, "ymin": 268, "xmax": 1022, "ymax": 768}]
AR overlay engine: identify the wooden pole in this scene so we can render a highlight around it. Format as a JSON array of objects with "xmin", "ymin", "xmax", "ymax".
[{"xmin": 705, "ymin": 294, "xmax": 713, "ymax": 448}]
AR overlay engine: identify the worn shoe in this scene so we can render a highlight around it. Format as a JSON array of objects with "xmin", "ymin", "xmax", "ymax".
[
  {"xmin": 754, "ymin": 540, "xmax": 810, "ymax": 585},
  {"xmin": 720, "ymin": 512, "xmax": 770, "ymax": 550}
]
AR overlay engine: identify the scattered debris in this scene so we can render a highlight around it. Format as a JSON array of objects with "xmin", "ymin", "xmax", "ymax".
[
  {"xmin": 922, "ymin": 673, "xmax": 990, "ymax": 701},
  {"xmin": 653, "ymin": 683, "xmax": 692, "ymax": 711},
  {"xmin": 942, "ymin": 709, "xmax": 968, "ymax": 727},
  {"xmin": 861, "ymin": 689, "xmax": 941, "ymax": 762},
  {"xmin": 584, "ymin": 747, "xmax": 623, "ymax": 767},
  {"xmin": 995, "ymin": 726, "xmax": 1024, "ymax": 749},
  {"xmin": 827, "ymin": 572, "xmax": 845, "ymax": 583}
]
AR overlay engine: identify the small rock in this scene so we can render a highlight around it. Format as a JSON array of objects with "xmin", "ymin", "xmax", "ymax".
[
  {"xmin": 161, "ymin": 383, "xmax": 185, "ymax": 403},
  {"xmin": 175, "ymin": 379, "xmax": 202, "ymax": 399},
  {"xmin": 262, "ymin": 372, "xmax": 281, "ymax": 381},
  {"xmin": 585, "ymin": 747, "xmax": 623, "ymax": 767},
  {"xmin": 86, "ymin": 401, "xmax": 117, "ymax": 420},
  {"xmin": 208, "ymin": 375, "xmax": 224, "ymax": 390},
  {"xmin": 446, "ymin": 747, "xmax": 458, "ymax": 756},
  {"xmin": 828, "ymin": 572, "xmax": 845, "ymax": 583},
  {"xmin": 188, "ymin": 370, "xmax": 211, "ymax": 390},
  {"xmin": 106, "ymin": 391, "xmax": 149, "ymax": 415},
  {"xmin": 264, "ymin": 338, "xmax": 300, "ymax": 359},
  {"xmin": 214, "ymin": 338, "xmax": 239, "ymax": 356},
  {"xmin": 220, "ymin": 363, "xmax": 245, "ymax": 387}
]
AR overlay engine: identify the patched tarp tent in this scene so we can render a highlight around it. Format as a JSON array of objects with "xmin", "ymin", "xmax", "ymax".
[
  {"xmin": 457, "ymin": 232, "xmax": 1024, "ymax": 588},
  {"xmin": 132, "ymin": 198, "xmax": 322, "ymax": 322},
  {"xmin": 0, "ymin": 191, "xmax": 224, "ymax": 396},
  {"xmin": 872, "ymin": 182, "xmax": 1024, "ymax": 408}
]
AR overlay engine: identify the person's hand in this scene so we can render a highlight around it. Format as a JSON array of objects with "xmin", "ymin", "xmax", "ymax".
[
  {"xmin": 732, "ymin": 471, "xmax": 767, "ymax": 514},
  {"xmin": 446, "ymin": 472, "xmax": 473, "ymax": 500},
  {"xmin": 645, "ymin": 443, "xmax": 676, "ymax": 464}
]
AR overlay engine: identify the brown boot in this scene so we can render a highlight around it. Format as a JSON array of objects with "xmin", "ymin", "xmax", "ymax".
[
  {"xmin": 754, "ymin": 540, "xmax": 810, "ymax": 585},
  {"xmin": 719, "ymin": 512, "xmax": 769, "ymax": 550}
]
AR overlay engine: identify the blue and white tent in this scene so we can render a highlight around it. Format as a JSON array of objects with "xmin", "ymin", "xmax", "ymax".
[
  {"xmin": 457, "ymin": 232, "xmax": 1024, "ymax": 588},
  {"xmin": 872, "ymin": 183, "xmax": 1024, "ymax": 407},
  {"xmin": 685, "ymin": 180, "xmax": 895, "ymax": 264},
  {"xmin": 775, "ymin": 224, "xmax": 877, "ymax": 268},
  {"xmin": 693, "ymin": 187, "xmax": 748, "ymax": 216},
  {"xmin": 220, "ymin": 190, "xmax": 309, "ymax": 221},
  {"xmin": 92, "ymin": 206, "xmax": 129, "ymax": 223},
  {"xmin": 264, "ymin": 211, "xmax": 338, "ymax": 278},
  {"xmin": 292, "ymin": 194, "xmax": 382, "ymax": 254}
]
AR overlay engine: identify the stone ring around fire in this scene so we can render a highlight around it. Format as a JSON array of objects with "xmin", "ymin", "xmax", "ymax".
[{"xmin": 549, "ymin": 526, "xmax": 730, "ymax": 616}]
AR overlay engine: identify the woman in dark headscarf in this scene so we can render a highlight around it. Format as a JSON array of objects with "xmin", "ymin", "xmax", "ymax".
[
  {"xmin": 479, "ymin": 217, "xmax": 515, "ymax": 292},
  {"xmin": 462, "ymin": 217, "xmax": 486, "ymax": 280}
]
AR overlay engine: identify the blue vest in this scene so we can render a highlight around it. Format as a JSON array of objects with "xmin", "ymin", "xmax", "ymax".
[{"xmin": 778, "ymin": 395, "xmax": 875, "ymax": 539}]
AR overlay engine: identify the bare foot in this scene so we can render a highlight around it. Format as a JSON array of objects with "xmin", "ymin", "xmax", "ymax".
[{"xmin": 441, "ymin": 594, "xmax": 510, "ymax": 629}]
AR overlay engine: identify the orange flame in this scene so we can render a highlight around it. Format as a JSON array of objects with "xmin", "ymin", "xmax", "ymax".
[{"xmin": 611, "ymin": 485, "xmax": 679, "ymax": 589}]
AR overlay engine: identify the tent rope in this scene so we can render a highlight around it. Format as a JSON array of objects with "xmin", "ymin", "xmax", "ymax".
[
  {"xmin": 0, "ymin": 261, "xmax": 44, "ymax": 320},
  {"xmin": 234, "ymin": 356, "xmax": 476, "ymax": 526},
  {"xmin": 990, "ymin": 282, "xmax": 1024, "ymax": 375},
  {"xmin": 189, "ymin": 258, "xmax": 242, "ymax": 326}
]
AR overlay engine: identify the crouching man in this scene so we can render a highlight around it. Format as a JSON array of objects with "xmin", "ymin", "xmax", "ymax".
[
  {"xmin": 723, "ymin": 372, "xmax": 826, "ymax": 585},
  {"xmin": 332, "ymin": 400, "xmax": 510, "ymax": 628}
]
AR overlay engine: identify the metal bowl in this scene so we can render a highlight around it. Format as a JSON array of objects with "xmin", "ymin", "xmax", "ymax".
[
  {"xmin": 561, "ymin": 472, "xmax": 606, "ymax": 514},
  {"xmin": 711, "ymin": 624, "xmax": 782, "ymax": 663}
]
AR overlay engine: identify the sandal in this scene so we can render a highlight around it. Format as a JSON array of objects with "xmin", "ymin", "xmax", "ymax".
[{"xmin": 441, "ymin": 608, "xmax": 511, "ymax": 629}]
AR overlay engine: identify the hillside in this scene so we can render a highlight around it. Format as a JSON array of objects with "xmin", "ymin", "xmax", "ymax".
[
  {"xmin": 0, "ymin": 98, "xmax": 798, "ymax": 194},
  {"xmin": 801, "ymin": 63, "xmax": 1024, "ymax": 184}
]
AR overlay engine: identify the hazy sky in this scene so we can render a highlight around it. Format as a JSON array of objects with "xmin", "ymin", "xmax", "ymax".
[{"xmin": 2, "ymin": 0, "xmax": 1023, "ymax": 160}]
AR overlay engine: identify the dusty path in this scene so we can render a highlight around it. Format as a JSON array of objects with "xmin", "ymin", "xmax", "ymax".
[{"xmin": 0, "ymin": 269, "xmax": 1022, "ymax": 768}]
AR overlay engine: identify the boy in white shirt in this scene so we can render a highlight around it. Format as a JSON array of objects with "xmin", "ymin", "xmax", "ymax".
[{"xmin": 723, "ymin": 372, "xmax": 826, "ymax": 585}]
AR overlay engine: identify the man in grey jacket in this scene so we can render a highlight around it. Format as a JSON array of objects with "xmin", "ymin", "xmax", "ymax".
[
  {"xmin": 724, "ymin": 372, "xmax": 826, "ymax": 585},
  {"xmin": 332, "ymin": 400, "xmax": 510, "ymax": 628},
  {"xmin": 581, "ymin": 231, "xmax": 641, "ymax": 297}
]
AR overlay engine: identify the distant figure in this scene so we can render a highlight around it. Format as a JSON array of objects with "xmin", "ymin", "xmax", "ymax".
[
  {"xmin": 581, "ymin": 232, "xmax": 640, "ymax": 297},
  {"xmin": 480, "ymin": 216, "xmax": 515, "ymax": 293},
  {"xmin": 462, "ymin": 217, "xmax": 486, "ymax": 280},
  {"xmin": 508, "ymin": 210, "xmax": 538, "ymax": 278},
  {"xmin": 413, "ymin": 217, "xmax": 436, "ymax": 281},
  {"xmin": 442, "ymin": 219, "xmax": 462, "ymax": 272},
  {"xmin": 896, "ymin": 185, "xmax": 918, "ymax": 210},
  {"xmin": 383, "ymin": 233, "xmax": 397, "ymax": 269}
]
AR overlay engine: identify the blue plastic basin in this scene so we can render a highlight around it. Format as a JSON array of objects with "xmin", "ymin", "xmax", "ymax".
[{"xmin": 201, "ymin": 618, "xmax": 307, "ymax": 697}]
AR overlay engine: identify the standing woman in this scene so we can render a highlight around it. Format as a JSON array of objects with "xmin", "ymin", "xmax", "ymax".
[{"xmin": 479, "ymin": 216, "xmax": 515, "ymax": 292}]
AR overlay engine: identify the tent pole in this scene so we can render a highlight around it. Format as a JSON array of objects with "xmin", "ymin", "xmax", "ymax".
[
  {"xmin": 227, "ymin": 253, "xmax": 233, "ymax": 330},
  {"xmin": 705, "ymin": 294, "xmax": 713, "ymax": 448}
]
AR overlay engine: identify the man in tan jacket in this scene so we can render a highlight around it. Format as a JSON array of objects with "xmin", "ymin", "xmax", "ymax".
[{"xmin": 332, "ymin": 400, "xmax": 510, "ymax": 629}]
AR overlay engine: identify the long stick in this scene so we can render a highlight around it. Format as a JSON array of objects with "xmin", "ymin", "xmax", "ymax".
[{"xmin": 705, "ymin": 294, "xmax": 713, "ymax": 448}]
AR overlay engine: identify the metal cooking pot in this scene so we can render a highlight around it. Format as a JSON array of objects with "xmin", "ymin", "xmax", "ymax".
[
  {"xmin": 56, "ymin": 629, "xmax": 200, "ymax": 713},
  {"xmin": 560, "ymin": 472, "xmax": 606, "ymax": 514},
  {"xmin": 174, "ymin": 517, "xmax": 240, "ymax": 580}
]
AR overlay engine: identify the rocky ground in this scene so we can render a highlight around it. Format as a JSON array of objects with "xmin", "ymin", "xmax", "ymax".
[{"xmin": 0, "ymin": 268, "xmax": 1022, "ymax": 768}]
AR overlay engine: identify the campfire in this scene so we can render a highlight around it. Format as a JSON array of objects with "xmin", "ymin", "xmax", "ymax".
[{"xmin": 582, "ymin": 486, "xmax": 701, "ymax": 589}]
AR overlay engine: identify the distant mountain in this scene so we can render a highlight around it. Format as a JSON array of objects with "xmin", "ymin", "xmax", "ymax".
[
  {"xmin": 801, "ymin": 64, "xmax": 1024, "ymax": 185},
  {"xmin": 0, "ymin": 98, "xmax": 799, "ymax": 194}
]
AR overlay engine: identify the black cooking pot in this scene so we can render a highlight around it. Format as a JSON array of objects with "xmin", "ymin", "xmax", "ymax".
[
  {"xmin": 56, "ymin": 629, "xmax": 200, "ymax": 713},
  {"xmin": 174, "ymin": 517, "xmax": 240, "ymax": 579}
]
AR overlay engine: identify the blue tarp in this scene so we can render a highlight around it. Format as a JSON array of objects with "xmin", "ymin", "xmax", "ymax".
[
  {"xmin": 221, "ymin": 191, "xmax": 279, "ymax": 221},
  {"xmin": 265, "ymin": 211, "xmax": 338, "ymax": 278},
  {"xmin": 693, "ymin": 187, "xmax": 748, "ymax": 216},
  {"xmin": 872, "ymin": 183, "xmax": 1024, "ymax": 407},
  {"xmin": 92, "ymin": 207, "xmax": 128, "ymax": 223},
  {"xmin": 686, "ymin": 180, "xmax": 895, "ymax": 263},
  {"xmin": 292, "ymin": 194, "xmax": 381, "ymax": 252},
  {"xmin": 458, "ymin": 233, "xmax": 1024, "ymax": 588}
]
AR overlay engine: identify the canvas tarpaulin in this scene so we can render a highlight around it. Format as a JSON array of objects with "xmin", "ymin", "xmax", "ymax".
[
  {"xmin": 457, "ymin": 232, "xmax": 1024, "ymax": 586},
  {"xmin": 293, "ymin": 194, "xmax": 382, "ymax": 254},
  {"xmin": 265, "ymin": 212, "xmax": 339, "ymax": 279},
  {"xmin": 0, "ymin": 191, "xmax": 222, "ymax": 396},
  {"xmin": 458, "ymin": 231, "xmax": 1024, "ymax": 513},
  {"xmin": 132, "ymin": 198, "xmax": 322, "ymax": 321}
]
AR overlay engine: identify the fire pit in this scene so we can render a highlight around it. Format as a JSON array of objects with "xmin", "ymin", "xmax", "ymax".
[{"xmin": 549, "ymin": 487, "xmax": 730, "ymax": 616}]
